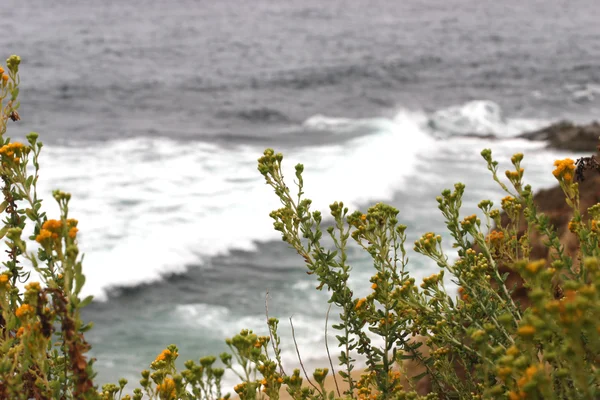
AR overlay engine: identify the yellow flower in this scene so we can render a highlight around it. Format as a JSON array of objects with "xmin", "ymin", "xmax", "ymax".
[
  {"xmin": 360, "ymin": 214, "xmax": 367, "ymax": 221},
  {"xmin": 42, "ymin": 219, "xmax": 62, "ymax": 230},
  {"xmin": 25, "ymin": 282, "xmax": 41, "ymax": 292},
  {"xmin": 69, "ymin": 227, "xmax": 78, "ymax": 238},
  {"xmin": 155, "ymin": 348, "xmax": 178, "ymax": 363},
  {"xmin": 35, "ymin": 229, "xmax": 52, "ymax": 243},
  {"xmin": 155, "ymin": 349, "xmax": 172, "ymax": 362},
  {"xmin": 234, "ymin": 383, "xmax": 247, "ymax": 393},
  {"xmin": 15, "ymin": 304, "xmax": 34, "ymax": 319},
  {"xmin": 517, "ymin": 325, "xmax": 536, "ymax": 337},
  {"xmin": 0, "ymin": 142, "xmax": 26, "ymax": 161},
  {"xmin": 525, "ymin": 260, "xmax": 545, "ymax": 274},
  {"xmin": 371, "ymin": 283, "xmax": 378, "ymax": 290},
  {"xmin": 501, "ymin": 196, "xmax": 515, "ymax": 208},
  {"xmin": 0, "ymin": 66, "xmax": 4, "ymax": 74},
  {"xmin": 568, "ymin": 220, "xmax": 578, "ymax": 233},
  {"xmin": 508, "ymin": 391, "xmax": 522, "ymax": 400},
  {"xmin": 1, "ymin": 74, "xmax": 8, "ymax": 85},
  {"xmin": 487, "ymin": 230, "xmax": 504, "ymax": 243},
  {"xmin": 497, "ymin": 366, "xmax": 512, "ymax": 379},
  {"xmin": 355, "ymin": 298, "xmax": 366, "ymax": 310},
  {"xmin": 552, "ymin": 158, "xmax": 576, "ymax": 182},
  {"xmin": 156, "ymin": 378, "xmax": 176, "ymax": 400}
]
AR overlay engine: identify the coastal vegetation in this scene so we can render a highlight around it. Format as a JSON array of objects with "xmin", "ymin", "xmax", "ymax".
[{"xmin": 0, "ymin": 55, "xmax": 598, "ymax": 399}]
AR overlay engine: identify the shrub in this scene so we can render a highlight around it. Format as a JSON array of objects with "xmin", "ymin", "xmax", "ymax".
[{"xmin": 0, "ymin": 54, "xmax": 598, "ymax": 399}]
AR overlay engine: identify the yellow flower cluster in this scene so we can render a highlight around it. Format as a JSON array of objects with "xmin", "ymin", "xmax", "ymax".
[
  {"xmin": 552, "ymin": 158, "xmax": 576, "ymax": 182},
  {"xmin": 458, "ymin": 287, "xmax": 469, "ymax": 302},
  {"xmin": 154, "ymin": 348, "xmax": 177, "ymax": 363},
  {"xmin": 36, "ymin": 218, "xmax": 79, "ymax": 244},
  {"xmin": 460, "ymin": 214, "xmax": 478, "ymax": 229},
  {"xmin": 0, "ymin": 142, "xmax": 27, "ymax": 163},
  {"xmin": 516, "ymin": 324, "xmax": 535, "ymax": 337},
  {"xmin": 0, "ymin": 65, "xmax": 8, "ymax": 86},
  {"xmin": 155, "ymin": 377, "xmax": 176, "ymax": 400},
  {"xmin": 567, "ymin": 218, "xmax": 581, "ymax": 233},
  {"xmin": 15, "ymin": 304, "xmax": 34, "ymax": 319},
  {"xmin": 355, "ymin": 298, "xmax": 367, "ymax": 310},
  {"xmin": 487, "ymin": 230, "xmax": 504, "ymax": 243},
  {"xmin": 0, "ymin": 274, "xmax": 9, "ymax": 288},
  {"xmin": 25, "ymin": 282, "xmax": 41, "ymax": 293},
  {"xmin": 501, "ymin": 196, "xmax": 516, "ymax": 209},
  {"xmin": 253, "ymin": 335, "xmax": 269, "ymax": 348},
  {"xmin": 505, "ymin": 167, "xmax": 524, "ymax": 180},
  {"xmin": 525, "ymin": 260, "xmax": 545, "ymax": 274},
  {"xmin": 421, "ymin": 272, "xmax": 443, "ymax": 289}
]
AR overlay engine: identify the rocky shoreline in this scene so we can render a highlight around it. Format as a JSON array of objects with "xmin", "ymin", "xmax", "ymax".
[{"xmin": 518, "ymin": 120, "xmax": 600, "ymax": 152}]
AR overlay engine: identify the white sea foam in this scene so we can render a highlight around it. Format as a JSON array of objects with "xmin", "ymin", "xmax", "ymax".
[
  {"xmin": 428, "ymin": 100, "xmax": 546, "ymax": 137},
  {"xmin": 33, "ymin": 107, "xmax": 435, "ymax": 300}
]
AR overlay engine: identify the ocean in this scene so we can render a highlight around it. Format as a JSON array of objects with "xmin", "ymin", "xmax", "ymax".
[{"xmin": 2, "ymin": 0, "xmax": 599, "ymax": 390}]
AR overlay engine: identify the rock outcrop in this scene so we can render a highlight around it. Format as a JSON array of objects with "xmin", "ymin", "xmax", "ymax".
[{"xmin": 518, "ymin": 120, "xmax": 600, "ymax": 151}]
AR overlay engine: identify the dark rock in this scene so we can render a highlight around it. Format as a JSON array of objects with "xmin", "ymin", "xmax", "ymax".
[{"xmin": 518, "ymin": 120, "xmax": 600, "ymax": 151}]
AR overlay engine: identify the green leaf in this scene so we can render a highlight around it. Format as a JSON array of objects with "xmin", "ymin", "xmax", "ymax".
[
  {"xmin": 79, "ymin": 295, "xmax": 94, "ymax": 309},
  {"xmin": 80, "ymin": 322, "xmax": 94, "ymax": 333},
  {"xmin": 75, "ymin": 271, "xmax": 86, "ymax": 294},
  {"xmin": 0, "ymin": 225, "xmax": 9, "ymax": 240}
]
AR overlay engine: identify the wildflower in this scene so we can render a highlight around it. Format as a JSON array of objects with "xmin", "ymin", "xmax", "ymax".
[
  {"xmin": 355, "ymin": 298, "xmax": 366, "ymax": 310},
  {"xmin": 42, "ymin": 219, "xmax": 62, "ymax": 230},
  {"xmin": 511, "ymin": 153, "xmax": 524, "ymax": 163},
  {"xmin": 0, "ymin": 274, "xmax": 9, "ymax": 285},
  {"xmin": 508, "ymin": 391, "xmax": 522, "ymax": 400},
  {"xmin": 155, "ymin": 349, "xmax": 176, "ymax": 362},
  {"xmin": 0, "ymin": 142, "xmax": 26, "ymax": 162},
  {"xmin": 16, "ymin": 327, "xmax": 25, "ymax": 338},
  {"xmin": 497, "ymin": 366, "xmax": 512, "ymax": 379},
  {"xmin": 69, "ymin": 227, "xmax": 78, "ymax": 238},
  {"xmin": 505, "ymin": 169, "xmax": 523, "ymax": 180},
  {"xmin": 156, "ymin": 378, "xmax": 176, "ymax": 400},
  {"xmin": 35, "ymin": 229, "xmax": 52, "ymax": 243},
  {"xmin": 25, "ymin": 282, "xmax": 41, "ymax": 292},
  {"xmin": 233, "ymin": 383, "xmax": 247, "ymax": 393},
  {"xmin": 501, "ymin": 196, "xmax": 515, "ymax": 209},
  {"xmin": 487, "ymin": 230, "xmax": 504, "ymax": 243},
  {"xmin": 460, "ymin": 214, "xmax": 478, "ymax": 229},
  {"xmin": 525, "ymin": 260, "xmax": 545, "ymax": 274},
  {"xmin": 371, "ymin": 283, "xmax": 377, "ymax": 290},
  {"xmin": 506, "ymin": 345, "xmax": 519, "ymax": 356},
  {"xmin": 15, "ymin": 304, "xmax": 34, "ymax": 319},
  {"xmin": 517, "ymin": 325, "xmax": 536, "ymax": 337},
  {"xmin": 1, "ymin": 74, "xmax": 8, "ymax": 85},
  {"xmin": 568, "ymin": 220, "xmax": 578, "ymax": 233},
  {"xmin": 517, "ymin": 364, "xmax": 540, "ymax": 389},
  {"xmin": 552, "ymin": 158, "xmax": 576, "ymax": 182},
  {"xmin": 360, "ymin": 214, "xmax": 367, "ymax": 221}
]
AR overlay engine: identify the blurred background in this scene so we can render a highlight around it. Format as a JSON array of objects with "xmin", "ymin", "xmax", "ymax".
[{"xmin": 1, "ymin": 0, "xmax": 599, "ymax": 388}]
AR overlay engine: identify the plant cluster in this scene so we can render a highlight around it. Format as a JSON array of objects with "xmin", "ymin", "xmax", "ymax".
[{"xmin": 0, "ymin": 54, "xmax": 598, "ymax": 399}]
